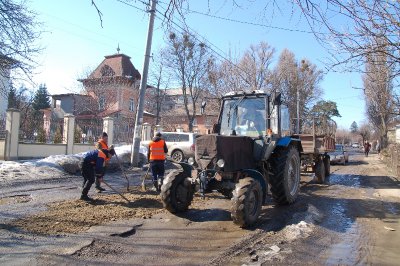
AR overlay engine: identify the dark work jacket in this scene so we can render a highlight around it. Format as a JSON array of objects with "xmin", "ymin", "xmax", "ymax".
[{"xmin": 83, "ymin": 149, "xmax": 107, "ymax": 176}]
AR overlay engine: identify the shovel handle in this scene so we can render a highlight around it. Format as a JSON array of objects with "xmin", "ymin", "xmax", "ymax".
[{"xmin": 102, "ymin": 180, "xmax": 130, "ymax": 203}]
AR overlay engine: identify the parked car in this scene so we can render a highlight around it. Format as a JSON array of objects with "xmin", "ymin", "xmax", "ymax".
[
  {"xmin": 328, "ymin": 144, "xmax": 349, "ymax": 165},
  {"xmin": 141, "ymin": 132, "xmax": 197, "ymax": 162},
  {"xmin": 351, "ymin": 143, "xmax": 360, "ymax": 148}
]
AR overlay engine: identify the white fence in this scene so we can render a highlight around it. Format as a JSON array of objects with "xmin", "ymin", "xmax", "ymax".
[{"xmin": 1, "ymin": 109, "xmax": 153, "ymax": 161}]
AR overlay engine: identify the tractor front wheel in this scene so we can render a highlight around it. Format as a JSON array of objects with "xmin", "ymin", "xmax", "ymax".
[
  {"xmin": 269, "ymin": 146, "xmax": 301, "ymax": 204},
  {"xmin": 231, "ymin": 177, "xmax": 262, "ymax": 228},
  {"xmin": 161, "ymin": 170, "xmax": 194, "ymax": 213}
]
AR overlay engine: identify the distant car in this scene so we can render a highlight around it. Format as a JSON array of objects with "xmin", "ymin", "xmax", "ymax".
[
  {"xmin": 351, "ymin": 143, "xmax": 360, "ymax": 148},
  {"xmin": 328, "ymin": 144, "xmax": 349, "ymax": 165},
  {"xmin": 141, "ymin": 132, "xmax": 197, "ymax": 162}
]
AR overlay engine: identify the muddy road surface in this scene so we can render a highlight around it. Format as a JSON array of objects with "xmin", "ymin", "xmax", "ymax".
[{"xmin": 0, "ymin": 153, "xmax": 399, "ymax": 265}]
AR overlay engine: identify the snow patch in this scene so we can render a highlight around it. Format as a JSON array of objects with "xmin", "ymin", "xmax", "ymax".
[
  {"xmin": 0, "ymin": 144, "xmax": 147, "ymax": 182},
  {"xmin": 283, "ymin": 221, "xmax": 314, "ymax": 241}
]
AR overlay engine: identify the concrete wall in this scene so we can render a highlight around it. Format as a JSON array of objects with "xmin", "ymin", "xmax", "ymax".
[
  {"xmin": 0, "ymin": 139, "xmax": 5, "ymax": 160},
  {"xmin": 18, "ymin": 143, "xmax": 67, "ymax": 159},
  {"xmin": 1, "ymin": 110, "xmax": 152, "ymax": 161},
  {"xmin": 72, "ymin": 144, "xmax": 95, "ymax": 155},
  {"xmin": 16, "ymin": 143, "xmax": 95, "ymax": 159}
]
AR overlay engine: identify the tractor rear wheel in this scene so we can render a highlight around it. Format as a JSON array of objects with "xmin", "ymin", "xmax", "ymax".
[
  {"xmin": 231, "ymin": 177, "xmax": 262, "ymax": 227},
  {"xmin": 269, "ymin": 146, "xmax": 300, "ymax": 205},
  {"xmin": 315, "ymin": 157, "xmax": 326, "ymax": 184},
  {"xmin": 161, "ymin": 170, "xmax": 194, "ymax": 213},
  {"xmin": 323, "ymin": 155, "xmax": 330, "ymax": 178}
]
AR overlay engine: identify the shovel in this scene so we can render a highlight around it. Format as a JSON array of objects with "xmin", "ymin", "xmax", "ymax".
[
  {"xmin": 141, "ymin": 165, "xmax": 151, "ymax": 192},
  {"xmin": 114, "ymin": 152, "xmax": 130, "ymax": 192},
  {"xmin": 102, "ymin": 180, "xmax": 131, "ymax": 203}
]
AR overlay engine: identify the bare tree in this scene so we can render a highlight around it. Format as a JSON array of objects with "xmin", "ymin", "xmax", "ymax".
[
  {"xmin": 0, "ymin": 0, "xmax": 41, "ymax": 97},
  {"xmin": 163, "ymin": 31, "xmax": 211, "ymax": 131},
  {"xmin": 237, "ymin": 42, "xmax": 275, "ymax": 92},
  {"xmin": 270, "ymin": 49, "xmax": 323, "ymax": 132},
  {"xmin": 336, "ymin": 128, "xmax": 352, "ymax": 145},
  {"xmin": 358, "ymin": 122, "xmax": 372, "ymax": 144},
  {"xmin": 149, "ymin": 51, "xmax": 170, "ymax": 125},
  {"xmin": 363, "ymin": 46, "xmax": 394, "ymax": 148}
]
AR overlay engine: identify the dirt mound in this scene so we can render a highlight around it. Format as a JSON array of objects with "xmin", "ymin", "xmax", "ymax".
[{"xmin": 11, "ymin": 187, "xmax": 165, "ymax": 235}]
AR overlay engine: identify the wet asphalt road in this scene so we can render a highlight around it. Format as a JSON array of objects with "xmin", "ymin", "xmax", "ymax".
[{"xmin": 1, "ymin": 151, "xmax": 399, "ymax": 265}]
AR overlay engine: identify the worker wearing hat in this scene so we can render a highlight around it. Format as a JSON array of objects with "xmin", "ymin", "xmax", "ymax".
[
  {"xmin": 148, "ymin": 132, "xmax": 168, "ymax": 192},
  {"xmin": 80, "ymin": 143, "xmax": 109, "ymax": 201},
  {"xmin": 95, "ymin": 132, "xmax": 115, "ymax": 192}
]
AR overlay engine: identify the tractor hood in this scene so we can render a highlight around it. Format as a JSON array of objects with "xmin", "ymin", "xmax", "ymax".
[{"xmin": 195, "ymin": 134, "xmax": 255, "ymax": 172}]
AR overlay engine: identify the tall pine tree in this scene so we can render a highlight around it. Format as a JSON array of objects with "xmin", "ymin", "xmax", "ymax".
[
  {"xmin": 7, "ymin": 87, "xmax": 17, "ymax": 109},
  {"xmin": 32, "ymin": 84, "xmax": 50, "ymax": 112}
]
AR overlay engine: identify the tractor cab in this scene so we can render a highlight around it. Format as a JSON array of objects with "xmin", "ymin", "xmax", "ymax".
[{"xmin": 215, "ymin": 90, "xmax": 290, "ymax": 139}]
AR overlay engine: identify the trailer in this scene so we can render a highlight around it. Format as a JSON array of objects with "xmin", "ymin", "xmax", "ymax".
[{"xmin": 297, "ymin": 121, "xmax": 336, "ymax": 183}]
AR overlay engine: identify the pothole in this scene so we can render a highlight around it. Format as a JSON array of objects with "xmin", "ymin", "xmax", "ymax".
[
  {"xmin": 110, "ymin": 226, "xmax": 138, "ymax": 238},
  {"xmin": 0, "ymin": 194, "xmax": 32, "ymax": 205}
]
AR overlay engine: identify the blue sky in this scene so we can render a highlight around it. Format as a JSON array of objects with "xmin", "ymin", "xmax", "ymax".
[{"xmin": 26, "ymin": 0, "xmax": 365, "ymax": 129}]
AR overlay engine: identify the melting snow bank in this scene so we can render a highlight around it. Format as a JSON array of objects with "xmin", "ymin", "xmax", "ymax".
[
  {"xmin": 0, "ymin": 160, "xmax": 66, "ymax": 183},
  {"xmin": 0, "ymin": 145, "xmax": 147, "ymax": 182}
]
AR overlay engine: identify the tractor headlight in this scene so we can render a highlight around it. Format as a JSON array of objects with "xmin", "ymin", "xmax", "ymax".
[
  {"xmin": 217, "ymin": 159, "xmax": 225, "ymax": 168},
  {"xmin": 188, "ymin": 157, "xmax": 195, "ymax": 165}
]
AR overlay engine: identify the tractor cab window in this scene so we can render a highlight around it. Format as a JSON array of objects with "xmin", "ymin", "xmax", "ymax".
[{"xmin": 220, "ymin": 97, "xmax": 266, "ymax": 137}]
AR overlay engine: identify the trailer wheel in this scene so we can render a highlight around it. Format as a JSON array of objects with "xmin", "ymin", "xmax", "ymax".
[
  {"xmin": 269, "ymin": 146, "xmax": 301, "ymax": 205},
  {"xmin": 161, "ymin": 170, "xmax": 194, "ymax": 213},
  {"xmin": 231, "ymin": 177, "xmax": 262, "ymax": 227},
  {"xmin": 315, "ymin": 158, "xmax": 326, "ymax": 184},
  {"xmin": 323, "ymin": 155, "xmax": 330, "ymax": 177}
]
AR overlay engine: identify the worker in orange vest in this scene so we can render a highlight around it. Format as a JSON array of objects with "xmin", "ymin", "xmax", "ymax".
[
  {"xmin": 148, "ymin": 132, "xmax": 168, "ymax": 192},
  {"xmin": 80, "ymin": 143, "xmax": 109, "ymax": 201},
  {"xmin": 95, "ymin": 132, "xmax": 115, "ymax": 192}
]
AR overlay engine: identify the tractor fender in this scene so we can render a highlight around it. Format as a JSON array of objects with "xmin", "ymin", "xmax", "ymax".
[
  {"xmin": 242, "ymin": 169, "xmax": 268, "ymax": 204},
  {"xmin": 276, "ymin": 137, "xmax": 303, "ymax": 153},
  {"xmin": 172, "ymin": 161, "xmax": 194, "ymax": 177}
]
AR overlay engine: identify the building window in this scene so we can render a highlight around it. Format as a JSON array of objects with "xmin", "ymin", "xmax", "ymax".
[
  {"xmin": 129, "ymin": 98, "xmax": 135, "ymax": 112},
  {"xmin": 100, "ymin": 65, "xmax": 115, "ymax": 77},
  {"xmin": 55, "ymin": 99, "xmax": 61, "ymax": 109},
  {"xmin": 99, "ymin": 96, "xmax": 105, "ymax": 110}
]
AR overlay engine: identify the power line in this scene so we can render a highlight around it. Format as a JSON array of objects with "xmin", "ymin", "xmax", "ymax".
[
  {"xmin": 157, "ymin": 0, "xmax": 327, "ymax": 35},
  {"xmin": 185, "ymin": 8, "xmax": 320, "ymax": 34},
  {"xmin": 154, "ymin": 3, "xmax": 255, "ymax": 86}
]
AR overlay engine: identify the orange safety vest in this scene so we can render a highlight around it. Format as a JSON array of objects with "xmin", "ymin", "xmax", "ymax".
[
  {"xmin": 98, "ymin": 149, "xmax": 107, "ymax": 167},
  {"xmin": 98, "ymin": 139, "xmax": 108, "ymax": 149},
  {"xmin": 97, "ymin": 139, "xmax": 110, "ymax": 162},
  {"xmin": 149, "ymin": 140, "xmax": 166, "ymax": 160}
]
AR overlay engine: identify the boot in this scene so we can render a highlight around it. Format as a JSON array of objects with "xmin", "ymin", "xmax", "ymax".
[
  {"xmin": 157, "ymin": 178, "xmax": 163, "ymax": 192},
  {"xmin": 80, "ymin": 194, "xmax": 93, "ymax": 201},
  {"xmin": 151, "ymin": 181, "xmax": 158, "ymax": 192},
  {"xmin": 96, "ymin": 186, "xmax": 106, "ymax": 193}
]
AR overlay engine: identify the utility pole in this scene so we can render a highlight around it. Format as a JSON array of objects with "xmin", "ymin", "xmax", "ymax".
[
  {"xmin": 296, "ymin": 87, "xmax": 300, "ymax": 134},
  {"xmin": 131, "ymin": 0, "xmax": 157, "ymax": 166}
]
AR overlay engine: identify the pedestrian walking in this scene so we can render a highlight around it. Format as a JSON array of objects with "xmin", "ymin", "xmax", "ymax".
[
  {"xmin": 364, "ymin": 140, "xmax": 371, "ymax": 157},
  {"xmin": 95, "ymin": 132, "xmax": 114, "ymax": 192},
  {"xmin": 376, "ymin": 140, "xmax": 381, "ymax": 155},
  {"xmin": 148, "ymin": 132, "xmax": 168, "ymax": 192},
  {"xmin": 80, "ymin": 143, "xmax": 112, "ymax": 201}
]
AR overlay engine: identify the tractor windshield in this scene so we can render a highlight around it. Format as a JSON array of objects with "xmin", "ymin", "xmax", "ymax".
[{"xmin": 219, "ymin": 97, "xmax": 266, "ymax": 137}]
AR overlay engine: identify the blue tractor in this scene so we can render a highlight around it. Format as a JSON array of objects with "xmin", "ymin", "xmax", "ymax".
[{"xmin": 160, "ymin": 90, "xmax": 303, "ymax": 227}]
